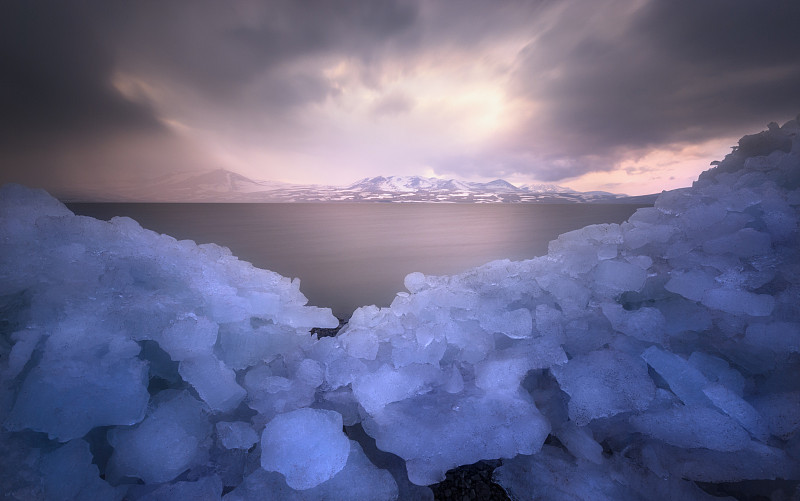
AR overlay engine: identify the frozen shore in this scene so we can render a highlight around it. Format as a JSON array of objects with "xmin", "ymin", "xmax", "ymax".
[{"xmin": 2, "ymin": 118, "xmax": 800, "ymax": 500}]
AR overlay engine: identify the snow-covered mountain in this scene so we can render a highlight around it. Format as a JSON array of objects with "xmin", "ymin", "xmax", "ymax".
[{"xmin": 58, "ymin": 170, "xmax": 654, "ymax": 203}]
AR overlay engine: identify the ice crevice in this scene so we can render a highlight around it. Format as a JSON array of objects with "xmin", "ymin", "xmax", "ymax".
[{"xmin": 1, "ymin": 118, "xmax": 800, "ymax": 499}]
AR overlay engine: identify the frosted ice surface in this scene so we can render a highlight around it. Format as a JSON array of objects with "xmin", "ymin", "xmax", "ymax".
[
  {"xmin": 593, "ymin": 260, "xmax": 647, "ymax": 292},
  {"xmin": 363, "ymin": 390, "xmax": 550, "ymax": 485},
  {"xmin": 642, "ymin": 346, "xmax": 711, "ymax": 407},
  {"xmin": 216, "ymin": 421, "xmax": 259, "ymax": 450},
  {"xmin": 493, "ymin": 446, "xmax": 642, "ymax": 501},
  {"xmin": 664, "ymin": 270, "xmax": 717, "ymax": 302},
  {"xmin": 179, "ymin": 354, "xmax": 247, "ymax": 413},
  {"xmin": 227, "ymin": 441, "xmax": 398, "ymax": 501},
  {"xmin": 602, "ymin": 303, "xmax": 666, "ymax": 344},
  {"xmin": 260, "ymin": 408, "xmax": 350, "ymax": 490},
  {"xmin": 631, "ymin": 406, "xmax": 751, "ymax": 452},
  {"xmin": 701, "ymin": 288, "xmax": 775, "ymax": 316},
  {"xmin": 40, "ymin": 440, "xmax": 118, "ymax": 501},
  {"xmin": 138, "ymin": 475, "xmax": 223, "ymax": 501},
  {"xmin": 107, "ymin": 390, "xmax": 211, "ymax": 484},
  {"xmin": 552, "ymin": 349, "xmax": 655, "ymax": 425},
  {"xmin": 745, "ymin": 321, "xmax": 800, "ymax": 353},
  {"xmin": 702, "ymin": 382, "xmax": 770, "ymax": 442},
  {"xmin": 554, "ymin": 421, "xmax": 604, "ymax": 465},
  {"xmin": 5, "ymin": 341, "xmax": 150, "ymax": 442}
]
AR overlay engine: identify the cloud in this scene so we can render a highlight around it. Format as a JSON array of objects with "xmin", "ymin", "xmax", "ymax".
[
  {"xmin": 371, "ymin": 92, "xmax": 415, "ymax": 117},
  {"xmin": 2, "ymin": 0, "xmax": 799, "ymax": 193},
  {"xmin": 457, "ymin": 0, "xmax": 800, "ymax": 181}
]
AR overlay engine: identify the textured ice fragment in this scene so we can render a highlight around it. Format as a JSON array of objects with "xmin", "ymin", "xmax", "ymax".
[
  {"xmin": 474, "ymin": 350, "xmax": 536, "ymax": 393},
  {"xmin": 601, "ymin": 303, "xmax": 666, "ymax": 344},
  {"xmin": 593, "ymin": 260, "xmax": 647, "ymax": 292},
  {"xmin": 535, "ymin": 274, "xmax": 590, "ymax": 314},
  {"xmin": 702, "ymin": 383, "xmax": 770, "ymax": 442},
  {"xmin": 158, "ymin": 315, "xmax": 218, "ymax": 361},
  {"xmin": 554, "ymin": 421, "xmax": 603, "ymax": 464},
  {"xmin": 364, "ymin": 390, "xmax": 549, "ymax": 485},
  {"xmin": 664, "ymin": 270, "xmax": 717, "ymax": 302},
  {"xmin": 478, "ymin": 307, "xmax": 532, "ymax": 339},
  {"xmin": 493, "ymin": 446, "xmax": 639, "ymax": 501},
  {"xmin": 138, "ymin": 475, "xmax": 223, "ymax": 501},
  {"xmin": 702, "ymin": 228, "xmax": 772, "ymax": 257},
  {"xmin": 650, "ymin": 440, "xmax": 800, "ymax": 482},
  {"xmin": 702, "ymin": 288, "xmax": 775, "ymax": 316},
  {"xmin": 630, "ymin": 407, "xmax": 751, "ymax": 451},
  {"xmin": 352, "ymin": 363, "xmax": 440, "ymax": 414},
  {"xmin": 688, "ymin": 352, "xmax": 745, "ymax": 396},
  {"xmin": 179, "ymin": 354, "xmax": 246, "ymax": 412},
  {"xmin": 228, "ymin": 441, "xmax": 398, "ymax": 500},
  {"xmin": 404, "ymin": 271, "xmax": 429, "ymax": 293},
  {"xmin": 107, "ymin": 391, "xmax": 211, "ymax": 484},
  {"xmin": 751, "ymin": 391, "xmax": 800, "ymax": 439},
  {"xmin": 40, "ymin": 440, "xmax": 118, "ymax": 501},
  {"xmin": 260, "ymin": 408, "xmax": 350, "ymax": 490},
  {"xmin": 745, "ymin": 321, "xmax": 800, "ymax": 353},
  {"xmin": 6, "ymin": 347, "xmax": 149, "ymax": 442},
  {"xmin": 551, "ymin": 349, "xmax": 655, "ymax": 426},
  {"xmin": 273, "ymin": 305, "xmax": 339, "ymax": 329},
  {"xmin": 216, "ymin": 421, "xmax": 259, "ymax": 450},
  {"xmin": 534, "ymin": 304, "xmax": 564, "ymax": 340},
  {"xmin": 641, "ymin": 346, "xmax": 709, "ymax": 407},
  {"xmin": 339, "ymin": 326, "xmax": 381, "ymax": 360}
]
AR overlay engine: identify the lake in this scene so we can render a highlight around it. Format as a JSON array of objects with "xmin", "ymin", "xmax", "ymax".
[{"xmin": 66, "ymin": 203, "xmax": 648, "ymax": 318}]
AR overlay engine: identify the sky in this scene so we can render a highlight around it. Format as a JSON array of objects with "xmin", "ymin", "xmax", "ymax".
[{"xmin": 1, "ymin": 0, "xmax": 799, "ymax": 197}]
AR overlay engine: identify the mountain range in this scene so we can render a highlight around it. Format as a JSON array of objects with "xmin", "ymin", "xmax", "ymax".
[{"xmin": 57, "ymin": 169, "xmax": 657, "ymax": 204}]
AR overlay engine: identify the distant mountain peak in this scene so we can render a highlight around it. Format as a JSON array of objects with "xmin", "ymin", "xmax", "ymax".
[{"xmin": 60, "ymin": 169, "xmax": 647, "ymax": 203}]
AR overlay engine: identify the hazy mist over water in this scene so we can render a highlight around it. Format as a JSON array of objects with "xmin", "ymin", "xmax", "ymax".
[{"xmin": 67, "ymin": 203, "xmax": 647, "ymax": 317}]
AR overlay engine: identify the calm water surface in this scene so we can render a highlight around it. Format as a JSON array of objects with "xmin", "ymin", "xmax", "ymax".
[{"xmin": 67, "ymin": 203, "xmax": 648, "ymax": 317}]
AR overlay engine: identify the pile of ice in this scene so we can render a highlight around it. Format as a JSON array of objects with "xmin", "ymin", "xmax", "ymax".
[{"xmin": 1, "ymin": 118, "xmax": 799, "ymax": 500}]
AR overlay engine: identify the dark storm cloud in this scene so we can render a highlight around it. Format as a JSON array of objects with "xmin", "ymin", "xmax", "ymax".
[
  {"xmin": 479, "ymin": 0, "xmax": 800, "ymax": 181},
  {"xmin": 3, "ymin": 0, "xmax": 800, "ymax": 193},
  {"xmin": 108, "ymin": 0, "xmax": 417, "ymax": 105},
  {"xmin": 0, "ymin": 1, "xmax": 163, "ymax": 147},
  {"xmin": 0, "ymin": 0, "xmax": 418, "ymax": 190}
]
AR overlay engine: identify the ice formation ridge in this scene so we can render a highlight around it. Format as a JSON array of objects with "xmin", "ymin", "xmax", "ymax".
[{"xmin": 1, "ymin": 118, "xmax": 800, "ymax": 500}]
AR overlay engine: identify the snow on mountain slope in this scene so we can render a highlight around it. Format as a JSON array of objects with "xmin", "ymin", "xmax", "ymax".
[{"xmin": 58, "ymin": 170, "xmax": 642, "ymax": 203}]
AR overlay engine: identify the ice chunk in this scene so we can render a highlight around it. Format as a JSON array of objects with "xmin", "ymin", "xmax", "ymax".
[
  {"xmin": 478, "ymin": 307, "xmax": 533, "ymax": 339},
  {"xmin": 751, "ymin": 391, "xmax": 800, "ymax": 439},
  {"xmin": 702, "ymin": 383, "xmax": 770, "ymax": 442},
  {"xmin": 216, "ymin": 421, "xmax": 259, "ymax": 450},
  {"xmin": 641, "ymin": 346, "xmax": 710, "ymax": 407},
  {"xmin": 493, "ymin": 446, "xmax": 640, "ymax": 501},
  {"xmin": 593, "ymin": 260, "xmax": 647, "ymax": 292},
  {"xmin": 260, "ymin": 408, "xmax": 350, "ymax": 490},
  {"xmin": 363, "ymin": 390, "xmax": 549, "ymax": 485},
  {"xmin": 702, "ymin": 228, "xmax": 772, "ymax": 257},
  {"xmin": 138, "ymin": 475, "xmax": 223, "ymax": 501},
  {"xmin": 107, "ymin": 390, "xmax": 211, "ymax": 484},
  {"xmin": 179, "ymin": 354, "xmax": 246, "ymax": 413},
  {"xmin": 551, "ymin": 349, "xmax": 655, "ymax": 425},
  {"xmin": 228, "ymin": 441, "xmax": 397, "ymax": 500},
  {"xmin": 5, "ymin": 342, "xmax": 149, "ymax": 442},
  {"xmin": 701, "ymin": 288, "xmax": 775, "ymax": 316},
  {"xmin": 40, "ymin": 440, "xmax": 118, "ymax": 501},
  {"xmin": 602, "ymin": 303, "xmax": 666, "ymax": 344},
  {"xmin": 158, "ymin": 315, "xmax": 218, "ymax": 361},
  {"xmin": 688, "ymin": 351, "xmax": 746, "ymax": 396},
  {"xmin": 745, "ymin": 321, "xmax": 800, "ymax": 353},
  {"xmin": 631, "ymin": 406, "xmax": 751, "ymax": 451},
  {"xmin": 352, "ymin": 363, "xmax": 440, "ymax": 414},
  {"xmin": 664, "ymin": 270, "xmax": 717, "ymax": 302},
  {"xmin": 554, "ymin": 421, "xmax": 603, "ymax": 464}
]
